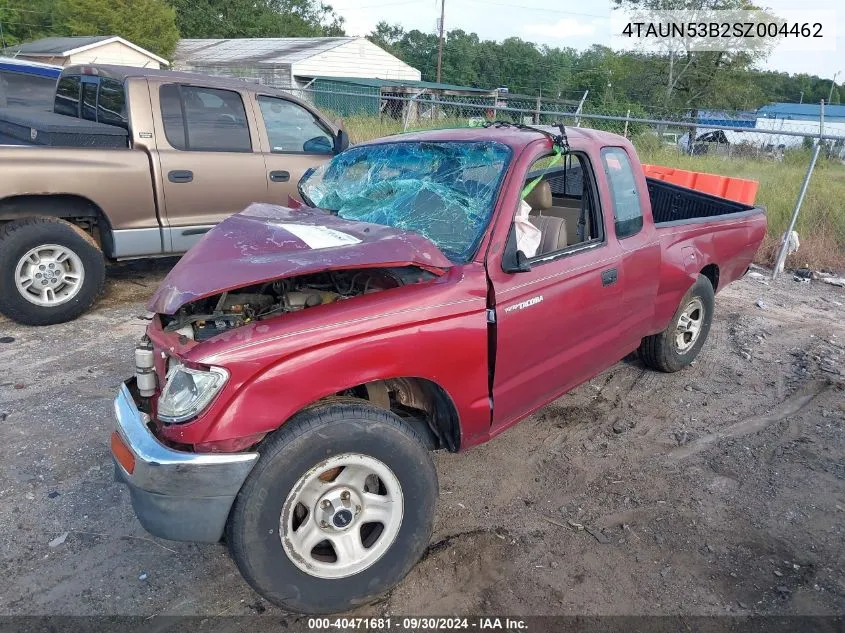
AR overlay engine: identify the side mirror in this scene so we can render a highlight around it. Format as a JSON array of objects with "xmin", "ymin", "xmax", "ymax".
[
  {"xmin": 303, "ymin": 136, "xmax": 333, "ymax": 154},
  {"xmin": 502, "ymin": 229, "xmax": 532, "ymax": 273},
  {"xmin": 334, "ymin": 129, "xmax": 350, "ymax": 154}
]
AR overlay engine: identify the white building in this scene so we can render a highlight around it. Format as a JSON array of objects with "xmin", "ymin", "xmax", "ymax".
[
  {"xmin": 172, "ymin": 37, "xmax": 420, "ymax": 89},
  {"xmin": 7, "ymin": 36, "xmax": 169, "ymax": 69}
]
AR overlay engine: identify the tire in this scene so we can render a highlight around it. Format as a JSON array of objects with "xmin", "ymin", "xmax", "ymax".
[
  {"xmin": 639, "ymin": 274, "xmax": 715, "ymax": 373},
  {"xmin": 0, "ymin": 217, "xmax": 106, "ymax": 326},
  {"xmin": 226, "ymin": 400, "xmax": 438, "ymax": 614}
]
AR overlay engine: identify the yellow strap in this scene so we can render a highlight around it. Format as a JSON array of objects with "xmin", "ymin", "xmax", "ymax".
[{"xmin": 521, "ymin": 145, "xmax": 563, "ymax": 199}]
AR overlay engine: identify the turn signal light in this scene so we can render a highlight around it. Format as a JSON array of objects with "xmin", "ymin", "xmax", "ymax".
[{"xmin": 111, "ymin": 432, "xmax": 136, "ymax": 475}]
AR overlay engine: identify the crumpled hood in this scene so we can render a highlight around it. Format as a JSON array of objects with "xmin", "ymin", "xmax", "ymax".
[{"xmin": 148, "ymin": 203, "xmax": 453, "ymax": 315}]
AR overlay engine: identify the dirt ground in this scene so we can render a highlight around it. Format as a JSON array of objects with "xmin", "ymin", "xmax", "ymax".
[{"xmin": 0, "ymin": 260, "xmax": 843, "ymax": 625}]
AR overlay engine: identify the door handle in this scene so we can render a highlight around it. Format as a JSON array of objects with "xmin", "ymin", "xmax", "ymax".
[
  {"xmin": 269, "ymin": 170, "xmax": 290, "ymax": 183},
  {"xmin": 601, "ymin": 268, "xmax": 618, "ymax": 286},
  {"xmin": 168, "ymin": 170, "xmax": 193, "ymax": 183}
]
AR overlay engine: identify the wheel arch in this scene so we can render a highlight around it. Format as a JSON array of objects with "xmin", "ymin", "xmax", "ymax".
[
  {"xmin": 341, "ymin": 377, "xmax": 461, "ymax": 452},
  {"xmin": 699, "ymin": 263, "xmax": 720, "ymax": 292},
  {"xmin": 0, "ymin": 194, "xmax": 115, "ymax": 256}
]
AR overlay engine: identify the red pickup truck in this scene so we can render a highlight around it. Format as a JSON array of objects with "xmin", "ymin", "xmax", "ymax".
[{"xmin": 111, "ymin": 123, "xmax": 766, "ymax": 614}]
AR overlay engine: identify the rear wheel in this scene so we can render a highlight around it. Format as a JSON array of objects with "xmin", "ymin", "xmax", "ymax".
[
  {"xmin": 639, "ymin": 274, "xmax": 715, "ymax": 373},
  {"xmin": 0, "ymin": 217, "xmax": 105, "ymax": 325},
  {"xmin": 226, "ymin": 401, "xmax": 438, "ymax": 614}
]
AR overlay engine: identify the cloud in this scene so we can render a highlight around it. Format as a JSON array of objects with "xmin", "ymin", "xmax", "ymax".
[{"xmin": 523, "ymin": 17, "xmax": 598, "ymax": 39}]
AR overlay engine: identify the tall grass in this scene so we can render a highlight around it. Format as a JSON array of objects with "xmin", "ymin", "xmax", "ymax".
[
  {"xmin": 634, "ymin": 140, "xmax": 845, "ymax": 270},
  {"xmin": 342, "ymin": 116, "xmax": 845, "ymax": 271}
]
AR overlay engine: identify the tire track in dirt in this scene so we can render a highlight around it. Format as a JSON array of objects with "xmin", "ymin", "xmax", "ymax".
[{"xmin": 667, "ymin": 379, "xmax": 830, "ymax": 461}]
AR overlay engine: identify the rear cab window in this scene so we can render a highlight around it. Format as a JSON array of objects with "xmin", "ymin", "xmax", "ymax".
[
  {"xmin": 159, "ymin": 84, "xmax": 252, "ymax": 152},
  {"xmin": 53, "ymin": 74, "xmax": 128, "ymax": 130},
  {"xmin": 601, "ymin": 147, "xmax": 643, "ymax": 239}
]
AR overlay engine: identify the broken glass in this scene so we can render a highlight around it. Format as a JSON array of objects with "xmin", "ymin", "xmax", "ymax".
[{"xmin": 299, "ymin": 140, "xmax": 512, "ymax": 262}]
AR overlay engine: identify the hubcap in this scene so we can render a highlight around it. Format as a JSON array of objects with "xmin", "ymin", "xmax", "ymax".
[
  {"xmin": 14, "ymin": 244, "xmax": 85, "ymax": 307},
  {"xmin": 675, "ymin": 297, "xmax": 704, "ymax": 353},
  {"xmin": 280, "ymin": 453, "xmax": 404, "ymax": 579}
]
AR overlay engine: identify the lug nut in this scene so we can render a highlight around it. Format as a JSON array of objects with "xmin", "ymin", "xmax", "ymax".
[
  {"xmin": 340, "ymin": 490, "xmax": 350, "ymax": 501},
  {"xmin": 319, "ymin": 520, "xmax": 329, "ymax": 528},
  {"xmin": 320, "ymin": 499, "xmax": 332, "ymax": 510}
]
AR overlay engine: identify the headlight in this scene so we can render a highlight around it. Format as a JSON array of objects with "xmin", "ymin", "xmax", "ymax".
[{"xmin": 157, "ymin": 364, "xmax": 229, "ymax": 424}]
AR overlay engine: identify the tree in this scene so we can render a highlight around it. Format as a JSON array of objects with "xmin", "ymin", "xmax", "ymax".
[
  {"xmin": 55, "ymin": 0, "xmax": 179, "ymax": 58},
  {"xmin": 0, "ymin": 0, "xmax": 56, "ymax": 48},
  {"xmin": 609, "ymin": 0, "xmax": 773, "ymax": 113},
  {"xmin": 368, "ymin": 21, "xmax": 405, "ymax": 55},
  {"xmin": 167, "ymin": 0, "xmax": 345, "ymax": 39}
]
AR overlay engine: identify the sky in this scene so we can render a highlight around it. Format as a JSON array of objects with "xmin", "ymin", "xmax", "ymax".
[{"xmin": 330, "ymin": 0, "xmax": 843, "ymax": 81}]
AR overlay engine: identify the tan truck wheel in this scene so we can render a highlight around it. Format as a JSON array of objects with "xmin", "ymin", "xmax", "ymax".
[
  {"xmin": 226, "ymin": 400, "xmax": 438, "ymax": 614},
  {"xmin": 0, "ymin": 218, "xmax": 106, "ymax": 325}
]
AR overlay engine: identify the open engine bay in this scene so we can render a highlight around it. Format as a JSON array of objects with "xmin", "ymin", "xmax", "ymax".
[{"xmin": 159, "ymin": 266, "xmax": 436, "ymax": 341}]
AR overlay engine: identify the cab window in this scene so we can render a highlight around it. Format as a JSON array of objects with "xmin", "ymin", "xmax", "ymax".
[
  {"xmin": 159, "ymin": 84, "xmax": 252, "ymax": 152},
  {"xmin": 257, "ymin": 96, "xmax": 333, "ymax": 154},
  {"xmin": 601, "ymin": 147, "xmax": 643, "ymax": 239}
]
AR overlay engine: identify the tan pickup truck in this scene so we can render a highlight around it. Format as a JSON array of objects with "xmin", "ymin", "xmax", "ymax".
[{"xmin": 0, "ymin": 64, "xmax": 346, "ymax": 325}]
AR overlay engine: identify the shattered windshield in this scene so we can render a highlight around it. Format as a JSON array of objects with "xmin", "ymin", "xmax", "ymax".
[{"xmin": 299, "ymin": 141, "xmax": 512, "ymax": 262}]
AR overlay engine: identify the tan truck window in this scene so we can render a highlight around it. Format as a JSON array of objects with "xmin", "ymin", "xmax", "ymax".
[
  {"xmin": 97, "ymin": 78, "xmax": 127, "ymax": 130},
  {"xmin": 257, "ymin": 95, "xmax": 333, "ymax": 154},
  {"xmin": 160, "ymin": 84, "xmax": 252, "ymax": 153},
  {"xmin": 81, "ymin": 80, "xmax": 97, "ymax": 122},
  {"xmin": 54, "ymin": 76, "xmax": 80, "ymax": 117}
]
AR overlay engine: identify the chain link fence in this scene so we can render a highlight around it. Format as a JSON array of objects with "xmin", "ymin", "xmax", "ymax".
[
  {"xmin": 278, "ymin": 85, "xmax": 845, "ymax": 271},
  {"xmin": 282, "ymin": 86, "xmax": 845, "ymax": 160}
]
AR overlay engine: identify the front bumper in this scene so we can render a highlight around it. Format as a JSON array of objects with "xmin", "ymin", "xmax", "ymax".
[{"xmin": 112, "ymin": 381, "xmax": 259, "ymax": 543}]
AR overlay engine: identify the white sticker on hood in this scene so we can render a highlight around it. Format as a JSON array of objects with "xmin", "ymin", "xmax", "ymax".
[{"xmin": 279, "ymin": 224, "xmax": 362, "ymax": 250}]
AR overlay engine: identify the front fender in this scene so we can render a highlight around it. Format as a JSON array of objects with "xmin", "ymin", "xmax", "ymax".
[{"xmin": 159, "ymin": 311, "xmax": 492, "ymax": 450}]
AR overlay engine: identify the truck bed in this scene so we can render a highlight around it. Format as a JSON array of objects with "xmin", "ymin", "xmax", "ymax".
[
  {"xmin": 0, "ymin": 107, "xmax": 128, "ymax": 148},
  {"xmin": 646, "ymin": 178, "xmax": 757, "ymax": 225},
  {"xmin": 542, "ymin": 163, "xmax": 761, "ymax": 227}
]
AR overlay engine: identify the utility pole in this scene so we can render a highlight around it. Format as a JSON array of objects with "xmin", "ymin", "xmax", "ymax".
[
  {"xmin": 828, "ymin": 71, "xmax": 841, "ymax": 104},
  {"xmin": 436, "ymin": 0, "xmax": 445, "ymax": 83}
]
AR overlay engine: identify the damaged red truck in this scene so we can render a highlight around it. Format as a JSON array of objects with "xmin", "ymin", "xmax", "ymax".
[{"xmin": 111, "ymin": 123, "xmax": 766, "ymax": 614}]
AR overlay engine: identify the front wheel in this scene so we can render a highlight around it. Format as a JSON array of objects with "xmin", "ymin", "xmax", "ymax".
[
  {"xmin": 0, "ymin": 217, "xmax": 105, "ymax": 325},
  {"xmin": 639, "ymin": 274, "xmax": 715, "ymax": 373},
  {"xmin": 226, "ymin": 400, "xmax": 438, "ymax": 614}
]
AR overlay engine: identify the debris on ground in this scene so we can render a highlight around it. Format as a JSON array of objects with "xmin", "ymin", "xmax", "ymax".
[
  {"xmin": 585, "ymin": 526, "xmax": 610, "ymax": 544},
  {"xmin": 817, "ymin": 274, "xmax": 845, "ymax": 288},
  {"xmin": 48, "ymin": 532, "xmax": 68, "ymax": 548}
]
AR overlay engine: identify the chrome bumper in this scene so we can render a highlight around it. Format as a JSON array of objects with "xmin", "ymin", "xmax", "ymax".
[{"xmin": 112, "ymin": 381, "xmax": 259, "ymax": 542}]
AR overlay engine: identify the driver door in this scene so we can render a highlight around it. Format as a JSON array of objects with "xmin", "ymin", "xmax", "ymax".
[{"xmin": 253, "ymin": 94, "xmax": 336, "ymax": 204}]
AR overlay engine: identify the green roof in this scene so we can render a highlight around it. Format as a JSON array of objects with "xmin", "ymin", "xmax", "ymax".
[{"xmin": 306, "ymin": 75, "xmax": 496, "ymax": 94}]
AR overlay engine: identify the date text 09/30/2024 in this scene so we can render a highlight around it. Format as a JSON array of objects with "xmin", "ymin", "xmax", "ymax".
[{"xmin": 307, "ymin": 617, "xmax": 528, "ymax": 631}]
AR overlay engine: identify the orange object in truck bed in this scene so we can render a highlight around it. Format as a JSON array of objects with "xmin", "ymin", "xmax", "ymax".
[{"xmin": 642, "ymin": 164, "xmax": 759, "ymax": 205}]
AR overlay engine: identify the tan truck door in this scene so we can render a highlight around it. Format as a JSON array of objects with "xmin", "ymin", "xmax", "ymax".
[
  {"xmin": 152, "ymin": 82, "xmax": 268, "ymax": 253},
  {"xmin": 252, "ymin": 93, "xmax": 335, "ymax": 204}
]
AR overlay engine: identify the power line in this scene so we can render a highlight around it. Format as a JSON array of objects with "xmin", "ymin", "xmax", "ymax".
[
  {"xmin": 460, "ymin": 0, "xmax": 608, "ymax": 18},
  {"xmin": 331, "ymin": 0, "xmax": 419, "ymax": 9}
]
